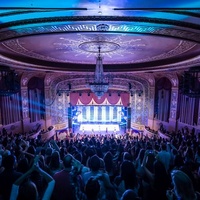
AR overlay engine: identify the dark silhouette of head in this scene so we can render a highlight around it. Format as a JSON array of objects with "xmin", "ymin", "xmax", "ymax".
[
  {"xmin": 63, "ymin": 154, "xmax": 73, "ymax": 169},
  {"xmin": 120, "ymin": 189, "xmax": 139, "ymax": 200},
  {"xmin": 17, "ymin": 180, "xmax": 38, "ymax": 200},
  {"xmin": 2, "ymin": 155, "xmax": 16, "ymax": 170},
  {"xmin": 85, "ymin": 177, "xmax": 100, "ymax": 200},
  {"xmin": 89, "ymin": 155, "xmax": 100, "ymax": 172},
  {"xmin": 120, "ymin": 160, "xmax": 137, "ymax": 189}
]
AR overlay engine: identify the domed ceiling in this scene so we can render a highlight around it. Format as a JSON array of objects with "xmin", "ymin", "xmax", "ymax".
[{"xmin": 0, "ymin": 0, "xmax": 200, "ymax": 73}]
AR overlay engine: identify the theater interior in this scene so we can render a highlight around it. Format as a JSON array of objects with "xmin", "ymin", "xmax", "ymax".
[{"xmin": 0, "ymin": 0, "xmax": 200, "ymax": 139}]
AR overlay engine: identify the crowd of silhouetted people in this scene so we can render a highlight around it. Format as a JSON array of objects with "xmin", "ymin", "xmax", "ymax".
[{"xmin": 0, "ymin": 126, "xmax": 200, "ymax": 200}]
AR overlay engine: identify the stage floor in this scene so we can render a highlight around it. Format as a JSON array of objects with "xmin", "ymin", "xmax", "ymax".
[{"xmin": 79, "ymin": 123, "xmax": 120, "ymax": 134}]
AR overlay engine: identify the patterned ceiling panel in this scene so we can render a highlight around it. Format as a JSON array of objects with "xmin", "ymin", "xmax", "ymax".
[
  {"xmin": 1, "ymin": 33, "xmax": 197, "ymax": 65},
  {"xmin": 0, "ymin": 1, "xmax": 200, "ymax": 72}
]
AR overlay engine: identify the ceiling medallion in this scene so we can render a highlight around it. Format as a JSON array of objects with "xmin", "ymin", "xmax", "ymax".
[
  {"xmin": 96, "ymin": 24, "xmax": 109, "ymax": 31},
  {"xmin": 79, "ymin": 40, "xmax": 120, "ymax": 53}
]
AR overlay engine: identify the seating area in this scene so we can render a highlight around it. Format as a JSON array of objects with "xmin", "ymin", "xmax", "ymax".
[
  {"xmin": 1, "ymin": 1, "xmax": 200, "ymax": 200},
  {"xmin": 1, "ymin": 126, "xmax": 200, "ymax": 200}
]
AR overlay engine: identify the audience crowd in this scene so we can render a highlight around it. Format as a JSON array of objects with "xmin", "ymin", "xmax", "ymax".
[{"xmin": 0, "ymin": 127, "xmax": 200, "ymax": 200}]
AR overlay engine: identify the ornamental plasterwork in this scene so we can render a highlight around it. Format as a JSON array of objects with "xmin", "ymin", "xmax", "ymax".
[
  {"xmin": 51, "ymin": 94, "xmax": 69, "ymax": 124},
  {"xmin": 163, "ymin": 73, "xmax": 179, "ymax": 87},
  {"xmin": 51, "ymin": 74, "xmax": 149, "ymax": 94},
  {"xmin": 131, "ymin": 92, "xmax": 148, "ymax": 125},
  {"xmin": 51, "ymin": 74, "xmax": 84, "ymax": 88},
  {"xmin": 170, "ymin": 90, "xmax": 178, "ymax": 120},
  {"xmin": 21, "ymin": 77, "xmax": 29, "ymax": 87},
  {"xmin": 52, "ymin": 73, "xmax": 148, "ymax": 93},
  {"xmin": 0, "ymin": 51, "xmax": 200, "ymax": 73},
  {"xmin": 2, "ymin": 39, "xmax": 60, "ymax": 63},
  {"xmin": 128, "ymin": 76, "xmax": 149, "ymax": 125},
  {"xmin": 142, "ymin": 40, "xmax": 196, "ymax": 62},
  {"xmin": 198, "ymin": 101, "xmax": 200, "ymax": 125},
  {"xmin": 0, "ymin": 55, "xmax": 43, "ymax": 69},
  {"xmin": 44, "ymin": 73, "xmax": 58, "ymax": 86},
  {"xmin": 21, "ymin": 90, "xmax": 29, "ymax": 118},
  {"xmin": 1, "ymin": 19, "xmax": 200, "ymax": 43},
  {"xmin": 148, "ymin": 87, "xmax": 155, "ymax": 119},
  {"xmin": 2, "ymin": 33, "xmax": 196, "ymax": 64},
  {"xmin": 20, "ymin": 72, "xmax": 45, "ymax": 87},
  {"xmin": 21, "ymin": 72, "xmax": 35, "ymax": 87},
  {"xmin": 137, "ymin": 73, "xmax": 155, "ymax": 87},
  {"xmin": 153, "ymin": 72, "xmax": 179, "ymax": 87},
  {"xmin": 154, "ymin": 56, "xmax": 200, "ymax": 70}
]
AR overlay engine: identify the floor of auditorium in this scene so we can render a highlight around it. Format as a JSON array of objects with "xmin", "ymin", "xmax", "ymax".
[{"xmin": 57, "ymin": 123, "xmax": 127, "ymax": 140}]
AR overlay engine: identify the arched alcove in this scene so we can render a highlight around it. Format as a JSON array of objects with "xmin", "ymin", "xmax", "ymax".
[
  {"xmin": 154, "ymin": 77, "xmax": 172, "ymax": 122},
  {"xmin": 28, "ymin": 77, "xmax": 45, "ymax": 122}
]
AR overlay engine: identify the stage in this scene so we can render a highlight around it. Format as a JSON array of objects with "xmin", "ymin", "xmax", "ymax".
[
  {"xmin": 72, "ymin": 123, "xmax": 126, "ymax": 135},
  {"xmin": 56, "ymin": 122, "xmax": 144, "ymax": 141},
  {"xmin": 80, "ymin": 123, "xmax": 119, "ymax": 133}
]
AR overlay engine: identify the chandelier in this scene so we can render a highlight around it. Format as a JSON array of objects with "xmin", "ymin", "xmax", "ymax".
[{"xmin": 88, "ymin": 46, "xmax": 110, "ymax": 99}]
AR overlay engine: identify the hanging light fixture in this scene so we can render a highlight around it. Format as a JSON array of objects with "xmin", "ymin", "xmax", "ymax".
[
  {"xmin": 88, "ymin": 45, "xmax": 110, "ymax": 99},
  {"xmin": 0, "ymin": 66, "xmax": 20, "ymax": 96}
]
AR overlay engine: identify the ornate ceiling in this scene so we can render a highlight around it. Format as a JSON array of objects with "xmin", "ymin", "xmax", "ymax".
[{"xmin": 0, "ymin": 0, "xmax": 200, "ymax": 74}]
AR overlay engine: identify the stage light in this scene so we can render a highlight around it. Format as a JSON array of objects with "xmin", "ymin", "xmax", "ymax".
[{"xmin": 0, "ymin": 66, "xmax": 20, "ymax": 96}]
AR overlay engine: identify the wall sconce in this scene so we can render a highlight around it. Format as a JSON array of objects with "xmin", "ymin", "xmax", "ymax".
[
  {"xmin": 57, "ymin": 91, "xmax": 62, "ymax": 96},
  {"xmin": 130, "ymin": 92, "xmax": 134, "ymax": 97},
  {"xmin": 68, "ymin": 83, "xmax": 71, "ymax": 91},
  {"xmin": 0, "ymin": 66, "xmax": 20, "ymax": 96},
  {"xmin": 137, "ymin": 89, "xmax": 143, "ymax": 97},
  {"xmin": 128, "ymin": 83, "xmax": 132, "ymax": 91}
]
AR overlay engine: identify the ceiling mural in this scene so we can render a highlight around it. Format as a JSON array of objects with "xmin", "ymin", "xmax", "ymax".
[
  {"xmin": 0, "ymin": 1, "xmax": 200, "ymax": 74},
  {"xmin": 2, "ymin": 33, "xmax": 196, "ymax": 64}
]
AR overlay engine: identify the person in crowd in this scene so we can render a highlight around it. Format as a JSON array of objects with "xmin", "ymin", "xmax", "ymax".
[
  {"xmin": 84, "ymin": 177, "xmax": 100, "ymax": 200},
  {"xmin": 103, "ymin": 151, "xmax": 116, "ymax": 183},
  {"xmin": 114, "ymin": 160, "xmax": 138, "ymax": 198},
  {"xmin": 166, "ymin": 169, "xmax": 200, "ymax": 200},
  {"xmin": 82, "ymin": 154, "xmax": 114, "ymax": 200},
  {"xmin": 156, "ymin": 142, "xmax": 171, "ymax": 173},
  {"xmin": 0, "ymin": 155, "xmax": 23, "ymax": 200},
  {"xmin": 52, "ymin": 153, "xmax": 86, "ymax": 200},
  {"xmin": 46, "ymin": 151, "xmax": 63, "ymax": 176},
  {"xmin": 10, "ymin": 155, "xmax": 55, "ymax": 200},
  {"xmin": 195, "ymin": 145, "xmax": 200, "ymax": 166},
  {"xmin": 120, "ymin": 189, "xmax": 141, "ymax": 200},
  {"xmin": 141, "ymin": 150, "xmax": 170, "ymax": 200},
  {"xmin": 135, "ymin": 149, "xmax": 145, "ymax": 178},
  {"xmin": 1, "ymin": 125, "xmax": 200, "ymax": 200}
]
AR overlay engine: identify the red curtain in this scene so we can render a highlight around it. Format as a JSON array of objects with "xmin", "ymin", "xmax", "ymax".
[
  {"xmin": 70, "ymin": 92, "xmax": 129, "ymax": 106},
  {"xmin": 120, "ymin": 93, "xmax": 129, "ymax": 107},
  {"xmin": 70, "ymin": 93, "xmax": 79, "ymax": 105}
]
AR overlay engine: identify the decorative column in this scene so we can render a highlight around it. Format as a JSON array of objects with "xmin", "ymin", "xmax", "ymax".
[
  {"xmin": 148, "ymin": 86, "xmax": 155, "ymax": 128},
  {"xmin": 167, "ymin": 74, "xmax": 179, "ymax": 132},
  {"xmin": 44, "ymin": 85, "xmax": 54, "ymax": 128},
  {"xmin": 126, "ymin": 103, "xmax": 131, "ymax": 133},
  {"xmin": 196, "ymin": 99, "xmax": 200, "ymax": 135},
  {"xmin": 68, "ymin": 103, "xmax": 72, "ymax": 133},
  {"xmin": 0, "ymin": 103, "xmax": 2, "ymax": 126},
  {"xmin": 21, "ymin": 86, "xmax": 30, "ymax": 132},
  {"xmin": 169, "ymin": 88, "xmax": 178, "ymax": 131}
]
